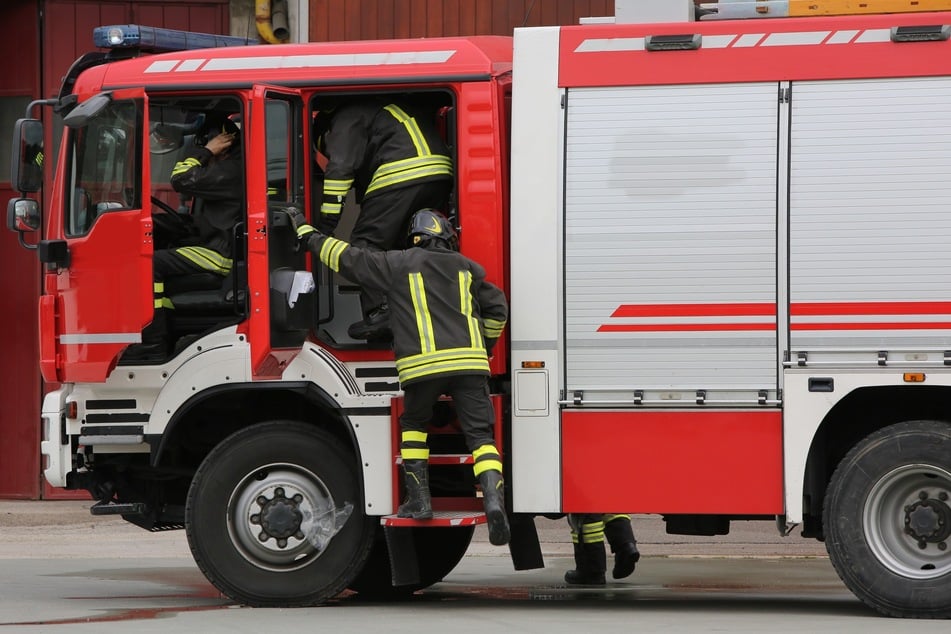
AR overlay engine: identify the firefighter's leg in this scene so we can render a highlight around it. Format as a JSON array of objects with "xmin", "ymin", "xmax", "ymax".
[
  {"xmin": 396, "ymin": 382, "xmax": 437, "ymax": 519},
  {"xmin": 452, "ymin": 375, "xmax": 510, "ymax": 546},
  {"xmin": 347, "ymin": 182, "xmax": 451, "ymax": 340},
  {"xmin": 565, "ymin": 514, "xmax": 607, "ymax": 585},
  {"xmin": 603, "ymin": 513, "xmax": 640, "ymax": 579}
]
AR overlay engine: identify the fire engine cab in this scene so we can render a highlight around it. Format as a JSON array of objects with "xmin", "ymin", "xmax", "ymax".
[{"xmin": 7, "ymin": 0, "xmax": 951, "ymax": 618}]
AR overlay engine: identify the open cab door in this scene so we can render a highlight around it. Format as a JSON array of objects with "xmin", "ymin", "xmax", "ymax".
[
  {"xmin": 246, "ymin": 85, "xmax": 313, "ymax": 379},
  {"xmin": 42, "ymin": 89, "xmax": 153, "ymax": 383}
]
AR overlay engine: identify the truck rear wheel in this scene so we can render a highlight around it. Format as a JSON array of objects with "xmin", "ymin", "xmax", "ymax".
[
  {"xmin": 347, "ymin": 525, "xmax": 474, "ymax": 598},
  {"xmin": 185, "ymin": 421, "xmax": 375, "ymax": 606},
  {"xmin": 824, "ymin": 420, "xmax": 951, "ymax": 618}
]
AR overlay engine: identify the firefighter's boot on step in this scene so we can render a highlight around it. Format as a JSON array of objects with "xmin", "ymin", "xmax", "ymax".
[
  {"xmin": 397, "ymin": 459, "xmax": 433, "ymax": 520},
  {"xmin": 564, "ymin": 541, "xmax": 607, "ymax": 585},
  {"xmin": 477, "ymin": 469, "xmax": 510, "ymax": 546},
  {"xmin": 604, "ymin": 514, "xmax": 640, "ymax": 579}
]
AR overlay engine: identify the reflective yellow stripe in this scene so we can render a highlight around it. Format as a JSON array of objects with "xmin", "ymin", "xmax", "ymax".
[
  {"xmin": 154, "ymin": 282, "xmax": 164, "ymax": 293},
  {"xmin": 384, "ymin": 104, "xmax": 431, "ymax": 156},
  {"xmin": 401, "ymin": 448, "xmax": 430, "ymax": 460},
  {"xmin": 171, "ymin": 156, "xmax": 201, "ymax": 177},
  {"xmin": 409, "ymin": 273, "xmax": 436, "ymax": 354},
  {"xmin": 323, "ymin": 179, "xmax": 352, "ymax": 195},
  {"xmin": 174, "ymin": 246, "xmax": 232, "ymax": 275},
  {"xmin": 483, "ymin": 317, "xmax": 505, "ymax": 339},
  {"xmin": 318, "ymin": 237, "xmax": 348, "ymax": 271},
  {"xmin": 395, "ymin": 347, "xmax": 490, "ymax": 383},
  {"xmin": 402, "ymin": 431, "xmax": 428, "ymax": 443},
  {"xmin": 473, "ymin": 459, "xmax": 503, "ymax": 476},
  {"xmin": 603, "ymin": 514, "xmax": 628, "ymax": 524},
  {"xmin": 458, "ymin": 270, "xmax": 482, "ymax": 349},
  {"xmin": 154, "ymin": 297, "xmax": 175, "ymax": 309},
  {"xmin": 366, "ymin": 155, "xmax": 452, "ymax": 195},
  {"xmin": 472, "ymin": 445, "xmax": 499, "ymax": 461}
]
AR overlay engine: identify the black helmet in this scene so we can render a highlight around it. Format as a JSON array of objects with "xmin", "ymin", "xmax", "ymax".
[
  {"xmin": 407, "ymin": 209, "xmax": 458, "ymax": 250},
  {"xmin": 195, "ymin": 112, "xmax": 240, "ymax": 148}
]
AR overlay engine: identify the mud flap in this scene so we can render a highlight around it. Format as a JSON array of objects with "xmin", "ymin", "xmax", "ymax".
[
  {"xmin": 384, "ymin": 526, "xmax": 421, "ymax": 587},
  {"xmin": 508, "ymin": 513, "xmax": 545, "ymax": 570}
]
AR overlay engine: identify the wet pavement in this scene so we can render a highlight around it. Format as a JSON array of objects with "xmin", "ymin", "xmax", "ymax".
[{"xmin": 2, "ymin": 501, "xmax": 948, "ymax": 632}]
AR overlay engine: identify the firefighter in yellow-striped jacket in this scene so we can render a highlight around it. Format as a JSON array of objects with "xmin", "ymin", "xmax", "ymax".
[
  {"xmin": 312, "ymin": 99, "xmax": 453, "ymax": 340},
  {"xmin": 289, "ymin": 207, "xmax": 511, "ymax": 546},
  {"xmin": 124, "ymin": 112, "xmax": 242, "ymax": 363}
]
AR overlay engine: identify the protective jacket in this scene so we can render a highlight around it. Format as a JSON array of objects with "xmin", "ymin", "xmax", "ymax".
[
  {"xmin": 306, "ymin": 234, "xmax": 507, "ymax": 386},
  {"xmin": 170, "ymin": 147, "xmax": 243, "ymax": 256},
  {"xmin": 318, "ymin": 101, "xmax": 453, "ymax": 222}
]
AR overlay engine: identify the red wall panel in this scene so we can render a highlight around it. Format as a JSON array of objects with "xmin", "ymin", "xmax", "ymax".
[
  {"xmin": 309, "ymin": 0, "xmax": 626, "ymax": 42},
  {"xmin": 0, "ymin": 0, "xmax": 227, "ymax": 499}
]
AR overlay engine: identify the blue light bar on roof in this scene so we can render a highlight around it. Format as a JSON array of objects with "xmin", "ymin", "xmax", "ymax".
[{"xmin": 93, "ymin": 24, "xmax": 258, "ymax": 52}]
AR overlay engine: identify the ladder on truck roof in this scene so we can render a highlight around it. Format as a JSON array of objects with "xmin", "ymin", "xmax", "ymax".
[{"xmin": 701, "ymin": 0, "xmax": 951, "ymax": 19}]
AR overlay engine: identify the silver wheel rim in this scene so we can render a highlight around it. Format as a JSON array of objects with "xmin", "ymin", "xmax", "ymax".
[
  {"xmin": 863, "ymin": 463, "xmax": 951, "ymax": 579},
  {"xmin": 227, "ymin": 462, "xmax": 336, "ymax": 572}
]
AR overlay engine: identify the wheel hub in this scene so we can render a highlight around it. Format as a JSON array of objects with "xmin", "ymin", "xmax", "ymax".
[
  {"xmin": 254, "ymin": 487, "xmax": 304, "ymax": 543},
  {"xmin": 228, "ymin": 465, "xmax": 336, "ymax": 571},
  {"xmin": 905, "ymin": 492, "xmax": 950, "ymax": 547}
]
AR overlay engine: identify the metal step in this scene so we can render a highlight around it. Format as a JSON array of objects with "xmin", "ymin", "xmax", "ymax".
[
  {"xmin": 381, "ymin": 510, "xmax": 485, "ymax": 528},
  {"xmin": 90, "ymin": 501, "xmax": 147, "ymax": 516},
  {"xmin": 395, "ymin": 453, "xmax": 473, "ymax": 466}
]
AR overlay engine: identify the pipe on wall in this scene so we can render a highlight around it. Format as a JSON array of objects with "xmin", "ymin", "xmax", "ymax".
[{"xmin": 255, "ymin": 0, "xmax": 289, "ymax": 43}]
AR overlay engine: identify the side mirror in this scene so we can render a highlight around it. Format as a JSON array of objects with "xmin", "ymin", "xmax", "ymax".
[
  {"xmin": 7, "ymin": 197, "xmax": 41, "ymax": 233},
  {"xmin": 10, "ymin": 118, "xmax": 44, "ymax": 194}
]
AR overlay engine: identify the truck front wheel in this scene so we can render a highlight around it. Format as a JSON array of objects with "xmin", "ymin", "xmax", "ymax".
[
  {"xmin": 185, "ymin": 421, "xmax": 375, "ymax": 606},
  {"xmin": 824, "ymin": 420, "xmax": 951, "ymax": 618}
]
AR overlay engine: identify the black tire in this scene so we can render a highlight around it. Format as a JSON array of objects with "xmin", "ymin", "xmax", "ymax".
[
  {"xmin": 347, "ymin": 525, "xmax": 474, "ymax": 598},
  {"xmin": 185, "ymin": 421, "xmax": 376, "ymax": 606},
  {"xmin": 824, "ymin": 420, "xmax": 951, "ymax": 619}
]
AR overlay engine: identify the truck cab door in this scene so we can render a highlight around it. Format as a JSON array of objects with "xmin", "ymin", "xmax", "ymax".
[
  {"xmin": 245, "ymin": 85, "xmax": 312, "ymax": 379},
  {"xmin": 44, "ymin": 88, "xmax": 153, "ymax": 382}
]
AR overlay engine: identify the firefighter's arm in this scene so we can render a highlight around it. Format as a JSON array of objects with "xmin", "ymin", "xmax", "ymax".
[
  {"xmin": 319, "ymin": 113, "xmax": 370, "ymax": 232},
  {"xmin": 294, "ymin": 220, "xmax": 393, "ymax": 290},
  {"xmin": 170, "ymin": 145, "xmax": 238, "ymax": 201},
  {"xmin": 477, "ymin": 280, "xmax": 508, "ymax": 353}
]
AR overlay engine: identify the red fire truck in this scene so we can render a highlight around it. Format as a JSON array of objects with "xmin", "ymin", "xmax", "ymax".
[{"xmin": 7, "ymin": 2, "xmax": 951, "ymax": 618}]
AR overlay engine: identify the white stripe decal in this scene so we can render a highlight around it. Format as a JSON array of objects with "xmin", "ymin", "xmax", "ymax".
[
  {"xmin": 826, "ymin": 29, "xmax": 859, "ymax": 44},
  {"xmin": 762, "ymin": 31, "xmax": 829, "ymax": 46},
  {"xmin": 200, "ymin": 50, "xmax": 456, "ymax": 72},
  {"xmin": 734, "ymin": 33, "xmax": 766, "ymax": 47},
  {"xmin": 175, "ymin": 59, "xmax": 206, "ymax": 72},
  {"xmin": 575, "ymin": 37, "xmax": 644, "ymax": 52},
  {"xmin": 60, "ymin": 333, "xmax": 141, "ymax": 344},
  {"xmin": 855, "ymin": 28, "xmax": 891, "ymax": 43},
  {"xmin": 145, "ymin": 60, "xmax": 179, "ymax": 73},
  {"xmin": 702, "ymin": 34, "xmax": 739, "ymax": 49},
  {"xmin": 576, "ymin": 28, "xmax": 896, "ymax": 52}
]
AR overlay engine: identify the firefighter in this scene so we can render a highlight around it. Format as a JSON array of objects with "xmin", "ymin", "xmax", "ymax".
[
  {"xmin": 123, "ymin": 112, "xmax": 243, "ymax": 362},
  {"xmin": 312, "ymin": 99, "xmax": 453, "ymax": 341},
  {"xmin": 288, "ymin": 207, "xmax": 511, "ymax": 545},
  {"xmin": 565, "ymin": 513, "xmax": 641, "ymax": 585}
]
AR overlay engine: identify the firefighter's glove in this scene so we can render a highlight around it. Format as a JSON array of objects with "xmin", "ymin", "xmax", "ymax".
[
  {"xmin": 316, "ymin": 212, "xmax": 340, "ymax": 236},
  {"xmin": 282, "ymin": 207, "xmax": 316, "ymax": 242}
]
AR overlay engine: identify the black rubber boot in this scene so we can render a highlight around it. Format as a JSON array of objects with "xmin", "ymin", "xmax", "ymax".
[
  {"xmin": 604, "ymin": 515, "xmax": 641, "ymax": 579},
  {"xmin": 477, "ymin": 470, "xmax": 510, "ymax": 546},
  {"xmin": 564, "ymin": 541, "xmax": 607, "ymax": 585},
  {"xmin": 120, "ymin": 309, "xmax": 169, "ymax": 364},
  {"xmin": 348, "ymin": 303, "xmax": 391, "ymax": 340},
  {"xmin": 397, "ymin": 459, "xmax": 433, "ymax": 519}
]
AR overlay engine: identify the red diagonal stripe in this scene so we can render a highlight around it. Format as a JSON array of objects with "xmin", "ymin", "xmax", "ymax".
[{"xmin": 611, "ymin": 303, "xmax": 776, "ymax": 318}]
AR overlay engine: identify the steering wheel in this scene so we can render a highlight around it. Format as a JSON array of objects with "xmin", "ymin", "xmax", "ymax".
[{"xmin": 151, "ymin": 195, "xmax": 178, "ymax": 215}]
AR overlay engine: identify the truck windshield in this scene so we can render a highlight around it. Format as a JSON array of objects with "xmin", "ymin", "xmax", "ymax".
[{"xmin": 65, "ymin": 99, "xmax": 142, "ymax": 237}]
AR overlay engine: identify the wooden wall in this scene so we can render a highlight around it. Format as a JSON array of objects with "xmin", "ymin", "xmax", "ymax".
[{"xmin": 308, "ymin": 0, "xmax": 618, "ymax": 42}]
